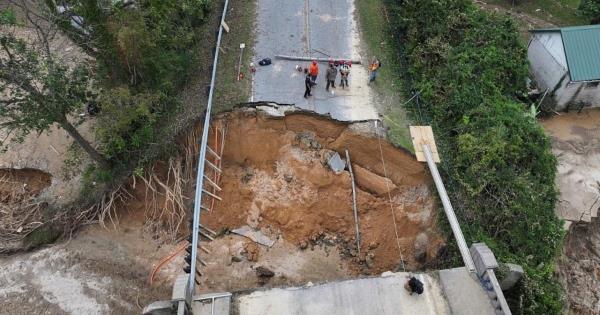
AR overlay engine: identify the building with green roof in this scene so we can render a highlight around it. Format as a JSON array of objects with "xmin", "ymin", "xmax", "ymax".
[{"xmin": 528, "ymin": 24, "xmax": 600, "ymax": 111}]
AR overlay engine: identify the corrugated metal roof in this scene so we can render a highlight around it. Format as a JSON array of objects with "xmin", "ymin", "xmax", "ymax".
[{"xmin": 531, "ymin": 25, "xmax": 600, "ymax": 82}]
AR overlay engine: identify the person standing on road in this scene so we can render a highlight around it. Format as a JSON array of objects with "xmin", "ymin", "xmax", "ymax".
[
  {"xmin": 304, "ymin": 69, "xmax": 315, "ymax": 98},
  {"xmin": 325, "ymin": 63, "xmax": 337, "ymax": 92},
  {"xmin": 369, "ymin": 57, "xmax": 381, "ymax": 83},
  {"xmin": 309, "ymin": 59, "xmax": 319, "ymax": 82},
  {"xmin": 339, "ymin": 61, "xmax": 351, "ymax": 89}
]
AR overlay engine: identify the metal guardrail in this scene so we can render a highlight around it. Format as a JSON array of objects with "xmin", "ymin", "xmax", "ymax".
[{"xmin": 187, "ymin": 0, "xmax": 230, "ymax": 305}]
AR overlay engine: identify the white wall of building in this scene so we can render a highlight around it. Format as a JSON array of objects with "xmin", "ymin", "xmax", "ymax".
[{"xmin": 528, "ymin": 32, "xmax": 600, "ymax": 110}]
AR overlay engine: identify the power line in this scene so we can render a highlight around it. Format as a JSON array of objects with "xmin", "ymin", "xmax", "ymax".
[{"xmin": 375, "ymin": 120, "xmax": 406, "ymax": 272}]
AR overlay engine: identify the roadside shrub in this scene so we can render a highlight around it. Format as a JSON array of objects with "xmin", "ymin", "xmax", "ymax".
[
  {"xmin": 54, "ymin": 0, "xmax": 212, "ymax": 169},
  {"xmin": 95, "ymin": 87, "xmax": 165, "ymax": 161},
  {"xmin": 578, "ymin": 0, "xmax": 600, "ymax": 24},
  {"xmin": 388, "ymin": 0, "xmax": 564, "ymax": 313}
]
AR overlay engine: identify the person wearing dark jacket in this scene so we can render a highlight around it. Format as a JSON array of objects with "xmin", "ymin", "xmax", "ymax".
[
  {"xmin": 325, "ymin": 63, "xmax": 337, "ymax": 91},
  {"xmin": 304, "ymin": 72, "xmax": 316, "ymax": 98}
]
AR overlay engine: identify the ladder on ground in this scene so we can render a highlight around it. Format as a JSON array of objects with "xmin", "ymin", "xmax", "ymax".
[{"xmin": 185, "ymin": 122, "xmax": 227, "ymax": 286}]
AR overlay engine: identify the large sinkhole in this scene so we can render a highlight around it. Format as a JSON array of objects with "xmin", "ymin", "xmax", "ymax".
[{"xmin": 122, "ymin": 108, "xmax": 445, "ymax": 293}]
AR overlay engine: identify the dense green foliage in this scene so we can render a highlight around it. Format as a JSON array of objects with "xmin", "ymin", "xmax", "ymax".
[
  {"xmin": 52, "ymin": 0, "xmax": 211, "ymax": 168},
  {"xmin": 579, "ymin": 0, "xmax": 600, "ymax": 23},
  {"xmin": 0, "ymin": 8, "xmax": 16, "ymax": 24},
  {"xmin": 388, "ymin": 0, "xmax": 564, "ymax": 313}
]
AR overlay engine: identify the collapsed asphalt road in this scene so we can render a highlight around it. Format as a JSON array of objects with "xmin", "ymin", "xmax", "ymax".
[{"xmin": 252, "ymin": 0, "xmax": 380, "ymax": 121}]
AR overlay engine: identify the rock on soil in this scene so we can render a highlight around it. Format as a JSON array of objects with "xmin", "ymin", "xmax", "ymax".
[
  {"xmin": 255, "ymin": 266, "xmax": 275, "ymax": 278},
  {"xmin": 352, "ymin": 164, "xmax": 397, "ymax": 196}
]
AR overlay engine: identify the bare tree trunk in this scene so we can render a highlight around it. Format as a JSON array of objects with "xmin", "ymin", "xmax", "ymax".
[{"xmin": 59, "ymin": 119, "xmax": 109, "ymax": 168}]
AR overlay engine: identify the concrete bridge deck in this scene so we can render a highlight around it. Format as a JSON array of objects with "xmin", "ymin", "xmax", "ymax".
[{"xmin": 186, "ymin": 268, "xmax": 497, "ymax": 315}]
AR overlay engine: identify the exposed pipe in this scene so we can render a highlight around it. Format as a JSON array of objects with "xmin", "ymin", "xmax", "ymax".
[
  {"xmin": 345, "ymin": 149, "xmax": 361, "ymax": 255},
  {"xmin": 275, "ymin": 54, "xmax": 362, "ymax": 64},
  {"xmin": 422, "ymin": 144, "xmax": 476, "ymax": 273}
]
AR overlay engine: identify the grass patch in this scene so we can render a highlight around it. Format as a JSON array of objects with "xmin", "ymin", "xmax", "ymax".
[
  {"xmin": 484, "ymin": 0, "xmax": 586, "ymax": 26},
  {"xmin": 213, "ymin": 0, "xmax": 257, "ymax": 111},
  {"xmin": 355, "ymin": 0, "xmax": 413, "ymax": 150}
]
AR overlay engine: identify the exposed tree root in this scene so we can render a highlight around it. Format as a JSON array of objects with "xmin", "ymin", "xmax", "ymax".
[
  {"xmin": 0, "ymin": 175, "xmax": 46, "ymax": 253},
  {"xmin": 140, "ymin": 158, "xmax": 190, "ymax": 242}
]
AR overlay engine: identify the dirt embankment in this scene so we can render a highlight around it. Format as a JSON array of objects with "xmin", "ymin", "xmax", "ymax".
[
  {"xmin": 474, "ymin": 0, "xmax": 555, "ymax": 38},
  {"xmin": 116, "ymin": 109, "xmax": 445, "ymax": 293},
  {"xmin": 0, "ymin": 168, "xmax": 53, "ymax": 253},
  {"xmin": 203, "ymin": 110, "xmax": 443, "ymax": 273},
  {"xmin": 0, "ymin": 168, "xmax": 52, "ymax": 197},
  {"xmin": 1, "ymin": 108, "xmax": 445, "ymax": 314}
]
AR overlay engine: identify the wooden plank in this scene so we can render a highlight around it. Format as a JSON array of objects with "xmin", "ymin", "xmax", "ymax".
[
  {"xmin": 409, "ymin": 126, "xmax": 440, "ymax": 163},
  {"xmin": 221, "ymin": 21, "xmax": 230, "ymax": 33}
]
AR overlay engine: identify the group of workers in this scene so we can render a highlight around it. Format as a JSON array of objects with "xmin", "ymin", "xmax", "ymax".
[{"xmin": 303, "ymin": 57, "xmax": 381, "ymax": 98}]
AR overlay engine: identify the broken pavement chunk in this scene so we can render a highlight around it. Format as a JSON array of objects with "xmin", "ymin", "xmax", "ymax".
[
  {"xmin": 232, "ymin": 225, "xmax": 275, "ymax": 247},
  {"xmin": 327, "ymin": 152, "xmax": 346, "ymax": 174}
]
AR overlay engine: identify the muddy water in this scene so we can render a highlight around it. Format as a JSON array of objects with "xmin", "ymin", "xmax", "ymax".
[
  {"xmin": 541, "ymin": 109, "xmax": 600, "ymax": 223},
  {"xmin": 541, "ymin": 108, "xmax": 600, "ymax": 314}
]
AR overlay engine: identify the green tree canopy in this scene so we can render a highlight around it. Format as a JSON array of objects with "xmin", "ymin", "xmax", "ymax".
[{"xmin": 0, "ymin": 11, "xmax": 107, "ymax": 166}]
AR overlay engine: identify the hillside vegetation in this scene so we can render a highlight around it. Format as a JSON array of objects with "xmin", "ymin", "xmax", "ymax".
[{"xmin": 387, "ymin": 0, "xmax": 564, "ymax": 313}]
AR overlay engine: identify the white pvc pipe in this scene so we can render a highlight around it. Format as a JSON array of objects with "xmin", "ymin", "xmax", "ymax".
[{"xmin": 422, "ymin": 144, "xmax": 476, "ymax": 273}]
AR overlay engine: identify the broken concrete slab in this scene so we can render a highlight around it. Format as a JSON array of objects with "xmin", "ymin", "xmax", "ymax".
[
  {"xmin": 327, "ymin": 152, "xmax": 346, "ymax": 174},
  {"xmin": 499, "ymin": 263, "xmax": 524, "ymax": 291},
  {"xmin": 142, "ymin": 301, "xmax": 174, "ymax": 315},
  {"xmin": 235, "ymin": 271, "xmax": 452, "ymax": 315},
  {"xmin": 438, "ymin": 267, "xmax": 497, "ymax": 315},
  {"xmin": 353, "ymin": 164, "xmax": 397, "ymax": 196},
  {"xmin": 232, "ymin": 225, "xmax": 275, "ymax": 247}
]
